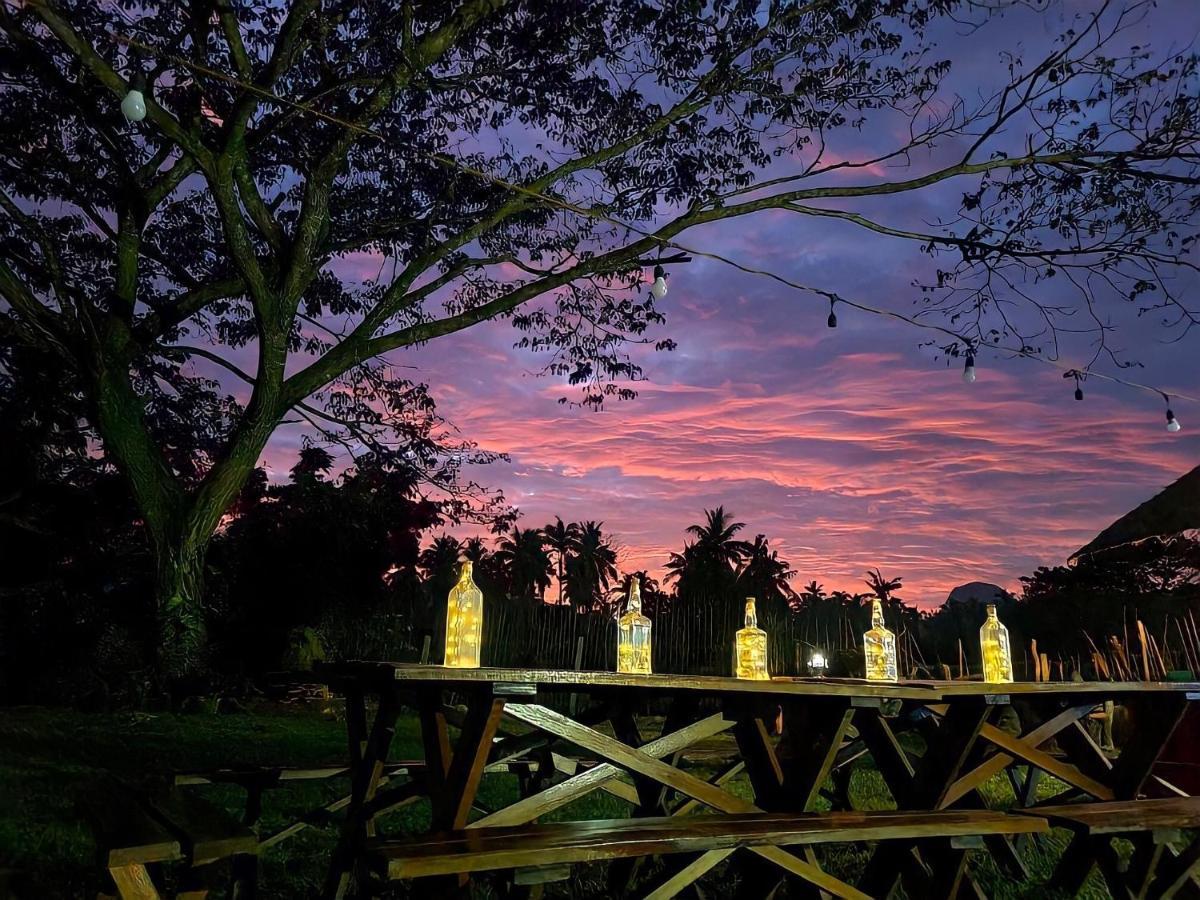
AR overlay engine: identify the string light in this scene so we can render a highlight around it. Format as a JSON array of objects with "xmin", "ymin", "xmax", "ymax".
[
  {"xmin": 121, "ymin": 71, "xmax": 147, "ymax": 122},
  {"xmin": 1065, "ymin": 370, "xmax": 1083, "ymax": 401},
  {"xmin": 962, "ymin": 350, "xmax": 977, "ymax": 384},
  {"xmin": 649, "ymin": 264, "xmax": 668, "ymax": 299},
  {"xmin": 102, "ymin": 30, "xmax": 1200, "ymax": 427},
  {"xmin": 827, "ymin": 298, "xmax": 838, "ymax": 328},
  {"xmin": 1164, "ymin": 394, "xmax": 1182, "ymax": 433}
]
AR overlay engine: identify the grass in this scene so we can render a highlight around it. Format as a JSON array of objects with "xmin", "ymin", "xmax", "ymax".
[{"xmin": 0, "ymin": 702, "xmax": 1117, "ymax": 898}]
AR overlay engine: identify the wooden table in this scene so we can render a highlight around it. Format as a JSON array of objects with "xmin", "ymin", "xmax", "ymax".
[{"xmin": 315, "ymin": 663, "xmax": 1200, "ymax": 899}]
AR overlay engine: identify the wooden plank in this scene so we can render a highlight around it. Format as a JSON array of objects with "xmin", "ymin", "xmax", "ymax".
[
  {"xmin": 375, "ymin": 809, "xmax": 1048, "ymax": 880},
  {"xmin": 109, "ymin": 864, "xmax": 160, "ymax": 900},
  {"xmin": 778, "ymin": 700, "xmax": 856, "ymax": 812},
  {"xmin": 1149, "ymin": 836, "xmax": 1200, "ymax": 898},
  {"xmin": 672, "ymin": 760, "xmax": 746, "ymax": 817},
  {"xmin": 1020, "ymin": 797, "xmax": 1200, "ymax": 834},
  {"xmin": 914, "ymin": 680, "xmax": 1200, "ymax": 696},
  {"xmin": 317, "ymin": 662, "xmax": 944, "ymax": 699},
  {"xmin": 549, "ymin": 753, "xmax": 640, "ymax": 804},
  {"xmin": 502, "ymin": 703, "xmax": 1014, "ymax": 899},
  {"xmin": 322, "ymin": 696, "xmax": 400, "ymax": 900},
  {"xmin": 469, "ymin": 713, "xmax": 733, "ymax": 828},
  {"xmin": 643, "ymin": 849, "xmax": 734, "ymax": 900},
  {"xmin": 854, "ymin": 710, "xmax": 916, "ymax": 808},
  {"xmin": 940, "ymin": 704, "xmax": 1096, "ymax": 808},
  {"xmin": 81, "ymin": 785, "xmax": 182, "ymax": 869},
  {"xmin": 441, "ymin": 696, "xmax": 507, "ymax": 830},
  {"xmin": 978, "ymin": 722, "xmax": 1115, "ymax": 800},
  {"xmin": 502, "ymin": 703, "xmax": 861, "ymax": 896},
  {"xmin": 143, "ymin": 790, "xmax": 257, "ymax": 864}
]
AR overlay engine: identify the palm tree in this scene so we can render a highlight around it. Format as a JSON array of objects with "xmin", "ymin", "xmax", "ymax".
[
  {"xmin": 419, "ymin": 535, "xmax": 462, "ymax": 589},
  {"xmin": 565, "ymin": 521, "xmax": 618, "ymax": 614},
  {"xmin": 864, "ymin": 569, "xmax": 903, "ymax": 603},
  {"xmin": 685, "ymin": 506, "xmax": 752, "ymax": 573},
  {"xmin": 735, "ymin": 534, "xmax": 796, "ymax": 618},
  {"xmin": 495, "ymin": 526, "xmax": 553, "ymax": 603},
  {"xmin": 668, "ymin": 507, "xmax": 751, "ymax": 615},
  {"xmin": 461, "ymin": 536, "xmax": 489, "ymax": 564},
  {"xmin": 542, "ymin": 517, "xmax": 579, "ymax": 605}
]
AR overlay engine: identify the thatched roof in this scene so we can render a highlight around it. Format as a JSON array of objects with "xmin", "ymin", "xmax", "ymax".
[{"xmin": 1070, "ymin": 464, "xmax": 1200, "ymax": 562}]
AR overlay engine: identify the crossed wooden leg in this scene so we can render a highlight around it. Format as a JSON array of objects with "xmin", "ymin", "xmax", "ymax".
[
  {"xmin": 858, "ymin": 700, "xmax": 992, "ymax": 899},
  {"xmin": 502, "ymin": 702, "xmax": 869, "ymax": 900}
]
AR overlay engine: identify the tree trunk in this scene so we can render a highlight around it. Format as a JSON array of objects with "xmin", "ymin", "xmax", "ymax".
[{"xmin": 154, "ymin": 533, "xmax": 210, "ymax": 682}]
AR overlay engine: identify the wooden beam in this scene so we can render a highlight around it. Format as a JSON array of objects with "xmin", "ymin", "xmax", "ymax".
[
  {"xmin": 470, "ymin": 713, "xmax": 733, "ymax": 829},
  {"xmin": 442, "ymin": 696, "xmax": 507, "ymax": 830},
  {"xmin": 940, "ymin": 704, "xmax": 1096, "ymax": 808},
  {"xmin": 643, "ymin": 848, "xmax": 734, "ymax": 900},
  {"xmin": 502, "ymin": 703, "xmax": 865, "ymax": 898},
  {"xmin": 978, "ymin": 723, "xmax": 1115, "ymax": 800},
  {"xmin": 109, "ymin": 864, "xmax": 160, "ymax": 900}
]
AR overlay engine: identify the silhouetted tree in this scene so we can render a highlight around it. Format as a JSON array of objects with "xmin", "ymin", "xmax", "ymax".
[
  {"xmin": 495, "ymin": 526, "xmax": 553, "ymax": 605},
  {"xmin": 542, "ymin": 517, "xmax": 580, "ymax": 607},
  {"xmin": 7, "ymin": 1, "xmax": 1195, "ymax": 676},
  {"xmin": 565, "ymin": 522, "xmax": 618, "ymax": 614}
]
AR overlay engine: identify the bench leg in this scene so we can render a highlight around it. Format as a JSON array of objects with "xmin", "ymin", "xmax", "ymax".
[{"xmin": 108, "ymin": 865, "xmax": 160, "ymax": 900}]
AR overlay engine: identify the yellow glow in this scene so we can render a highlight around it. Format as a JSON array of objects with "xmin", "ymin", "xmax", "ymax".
[
  {"xmin": 617, "ymin": 579, "xmax": 652, "ymax": 674},
  {"xmin": 980, "ymin": 603, "xmax": 1014, "ymax": 683},
  {"xmin": 863, "ymin": 599, "xmax": 897, "ymax": 682},
  {"xmin": 445, "ymin": 561, "xmax": 483, "ymax": 668},
  {"xmin": 735, "ymin": 598, "xmax": 769, "ymax": 680}
]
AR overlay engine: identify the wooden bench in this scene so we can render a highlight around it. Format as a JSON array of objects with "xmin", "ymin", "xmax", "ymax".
[
  {"xmin": 82, "ymin": 781, "xmax": 257, "ymax": 900},
  {"xmin": 365, "ymin": 807, "xmax": 1049, "ymax": 886},
  {"xmin": 1022, "ymin": 797, "xmax": 1200, "ymax": 898}
]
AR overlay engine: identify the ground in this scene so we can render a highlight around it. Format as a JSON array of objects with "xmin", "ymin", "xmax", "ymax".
[{"xmin": 0, "ymin": 701, "xmax": 1117, "ymax": 898}]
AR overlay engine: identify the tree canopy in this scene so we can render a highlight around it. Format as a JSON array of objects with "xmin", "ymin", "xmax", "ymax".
[{"xmin": 2, "ymin": 0, "xmax": 1197, "ymax": 675}]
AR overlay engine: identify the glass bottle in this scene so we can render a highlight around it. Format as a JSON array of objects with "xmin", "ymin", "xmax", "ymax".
[
  {"xmin": 445, "ymin": 560, "xmax": 483, "ymax": 668},
  {"xmin": 863, "ymin": 598, "xmax": 897, "ymax": 682},
  {"xmin": 980, "ymin": 603, "xmax": 1014, "ymax": 683},
  {"xmin": 735, "ymin": 597, "xmax": 770, "ymax": 680},
  {"xmin": 617, "ymin": 578, "xmax": 652, "ymax": 675}
]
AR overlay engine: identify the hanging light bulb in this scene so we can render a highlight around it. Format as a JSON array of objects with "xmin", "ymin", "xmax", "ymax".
[
  {"xmin": 1167, "ymin": 408, "xmax": 1181, "ymax": 433},
  {"xmin": 827, "ymin": 298, "xmax": 837, "ymax": 328},
  {"xmin": 649, "ymin": 264, "xmax": 668, "ymax": 299},
  {"xmin": 121, "ymin": 73, "xmax": 147, "ymax": 123},
  {"xmin": 1075, "ymin": 385, "xmax": 1084, "ymax": 401},
  {"xmin": 961, "ymin": 351, "xmax": 976, "ymax": 384}
]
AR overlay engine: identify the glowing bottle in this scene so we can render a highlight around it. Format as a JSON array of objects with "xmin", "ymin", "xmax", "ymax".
[
  {"xmin": 445, "ymin": 561, "xmax": 483, "ymax": 668},
  {"xmin": 863, "ymin": 598, "xmax": 897, "ymax": 682},
  {"xmin": 980, "ymin": 603, "xmax": 1014, "ymax": 683},
  {"xmin": 735, "ymin": 598, "xmax": 770, "ymax": 680},
  {"xmin": 617, "ymin": 578, "xmax": 652, "ymax": 675}
]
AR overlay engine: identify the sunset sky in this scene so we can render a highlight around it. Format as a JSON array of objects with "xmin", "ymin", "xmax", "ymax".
[{"xmin": 247, "ymin": 2, "xmax": 1200, "ymax": 607}]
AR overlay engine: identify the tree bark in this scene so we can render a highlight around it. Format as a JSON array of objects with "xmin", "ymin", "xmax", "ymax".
[{"xmin": 153, "ymin": 533, "xmax": 210, "ymax": 682}]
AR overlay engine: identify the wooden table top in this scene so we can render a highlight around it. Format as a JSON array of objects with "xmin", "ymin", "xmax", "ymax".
[
  {"xmin": 315, "ymin": 663, "xmax": 1200, "ymax": 701},
  {"xmin": 913, "ymin": 679, "xmax": 1200, "ymax": 696}
]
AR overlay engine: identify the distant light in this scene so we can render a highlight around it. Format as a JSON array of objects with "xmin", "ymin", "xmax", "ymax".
[
  {"xmin": 649, "ymin": 264, "xmax": 668, "ymax": 299},
  {"xmin": 810, "ymin": 650, "xmax": 827, "ymax": 676},
  {"xmin": 1074, "ymin": 386, "xmax": 1084, "ymax": 401},
  {"xmin": 827, "ymin": 298, "xmax": 837, "ymax": 328},
  {"xmin": 1167, "ymin": 408, "xmax": 1181, "ymax": 433}
]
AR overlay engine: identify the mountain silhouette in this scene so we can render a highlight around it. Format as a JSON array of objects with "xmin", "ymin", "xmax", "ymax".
[{"xmin": 944, "ymin": 581, "xmax": 1010, "ymax": 605}]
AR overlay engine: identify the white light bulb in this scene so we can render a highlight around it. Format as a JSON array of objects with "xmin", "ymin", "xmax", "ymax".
[
  {"xmin": 960, "ymin": 352, "xmax": 977, "ymax": 383},
  {"xmin": 1167, "ymin": 409, "xmax": 1181, "ymax": 433},
  {"xmin": 650, "ymin": 275, "xmax": 668, "ymax": 299},
  {"xmin": 121, "ymin": 88, "xmax": 147, "ymax": 122},
  {"xmin": 811, "ymin": 652, "xmax": 826, "ymax": 669}
]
